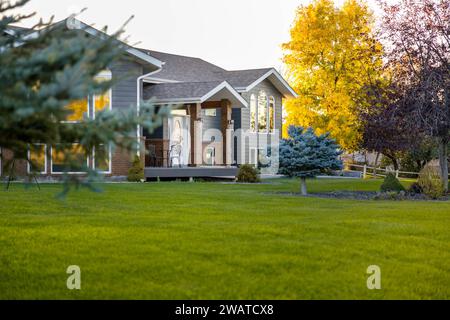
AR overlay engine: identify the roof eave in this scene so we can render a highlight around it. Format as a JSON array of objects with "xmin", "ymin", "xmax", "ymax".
[
  {"xmin": 238, "ymin": 69, "xmax": 298, "ymax": 99},
  {"xmin": 19, "ymin": 17, "xmax": 163, "ymax": 69},
  {"xmin": 149, "ymin": 81, "xmax": 248, "ymax": 108}
]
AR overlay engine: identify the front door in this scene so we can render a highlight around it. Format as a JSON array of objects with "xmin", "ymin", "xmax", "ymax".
[{"xmin": 168, "ymin": 116, "xmax": 191, "ymax": 166}]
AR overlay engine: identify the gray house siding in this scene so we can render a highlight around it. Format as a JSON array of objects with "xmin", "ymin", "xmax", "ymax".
[
  {"xmin": 232, "ymin": 79, "xmax": 283, "ymax": 164},
  {"xmin": 110, "ymin": 58, "xmax": 143, "ymax": 113}
]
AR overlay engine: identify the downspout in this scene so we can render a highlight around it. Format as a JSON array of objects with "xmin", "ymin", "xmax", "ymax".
[{"xmin": 136, "ymin": 68, "xmax": 162, "ymax": 156}]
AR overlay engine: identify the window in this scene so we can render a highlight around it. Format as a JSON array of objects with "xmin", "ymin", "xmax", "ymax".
[
  {"xmin": 51, "ymin": 144, "xmax": 88, "ymax": 174},
  {"xmin": 28, "ymin": 144, "xmax": 47, "ymax": 174},
  {"xmin": 269, "ymin": 96, "xmax": 275, "ymax": 133},
  {"xmin": 204, "ymin": 109, "xmax": 217, "ymax": 117},
  {"xmin": 250, "ymin": 94, "xmax": 257, "ymax": 132},
  {"xmin": 171, "ymin": 109, "xmax": 187, "ymax": 116},
  {"xmin": 94, "ymin": 70, "xmax": 112, "ymax": 117},
  {"xmin": 258, "ymin": 91, "xmax": 268, "ymax": 132},
  {"xmin": 65, "ymin": 98, "xmax": 89, "ymax": 122},
  {"xmin": 94, "ymin": 144, "xmax": 111, "ymax": 173},
  {"xmin": 205, "ymin": 147, "xmax": 215, "ymax": 166}
]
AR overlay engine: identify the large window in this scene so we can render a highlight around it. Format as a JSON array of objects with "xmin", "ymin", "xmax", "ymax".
[
  {"xmin": 250, "ymin": 94, "xmax": 257, "ymax": 132},
  {"xmin": 51, "ymin": 144, "xmax": 88, "ymax": 174},
  {"xmin": 258, "ymin": 91, "xmax": 268, "ymax": 132},
  {"xmin": 65, "ymin": 98, "xmax": 89, "ymax": 122},
  {"xmin": 28, "ymin": 144, "xmax": 47, "ymax": 174},
  {"xmin": 94, "ymin": 70, "xmax": 112, "ymax": 117},
  {"xmin": 94, "ymin": 144, "xmax": 111, "ymax": 174},
  {"xmin": 269, "ymin": 96, "xmax": 275, "ymax": 133}
]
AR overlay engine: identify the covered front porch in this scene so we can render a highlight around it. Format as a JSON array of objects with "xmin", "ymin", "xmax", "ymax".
[{"xmin": 142, "ymin": 81, "xmax": 247, "ymax": 178}]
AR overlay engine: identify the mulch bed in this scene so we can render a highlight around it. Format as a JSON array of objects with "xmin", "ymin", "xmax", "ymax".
[{"xmin": 273, "ymin": 191, "xmax": 450, "ymax": 201}]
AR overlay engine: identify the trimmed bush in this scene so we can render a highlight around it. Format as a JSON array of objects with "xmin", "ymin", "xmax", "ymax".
[
  {"xmin": 237, "ymin": 164, "xmax": 260, "ymax": 183},
  {"xmin": 127, "ymin": 155, "xmax": 144, "ymax": 182},
  {"xmin": 418, "ymin": 164, "xmax": 444, "ymax": 199},
  {"xmin": 380, "ymin": 173, "xmax": 405, "ymax": 192}
]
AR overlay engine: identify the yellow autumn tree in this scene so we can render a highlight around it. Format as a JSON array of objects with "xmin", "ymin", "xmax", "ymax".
[{"xmin": 283, "ymin": 0, "xmax": 383, "ymax": 151}]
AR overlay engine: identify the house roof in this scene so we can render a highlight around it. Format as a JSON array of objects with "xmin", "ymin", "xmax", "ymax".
[
  {"xmin": 143, "ymin": 50, "xmax": 226, "ymax": 82},
  {"xmin": 8, "ymin": 17, "xmax": 163, "ymax": 69},
  {"xmin": 64, "ymin": 18, "xmax": 163, "ymax": 69},
  {"xmin": 143, "ymin": 81, "xmax": 248, "ymax": 108},
  {"xmin": 6, "ymin": 18, "xmax": 297, "ymax": 99},
  {"xmin": 141, "ymin": 49, "xmax": 297, "ymax": 98}
]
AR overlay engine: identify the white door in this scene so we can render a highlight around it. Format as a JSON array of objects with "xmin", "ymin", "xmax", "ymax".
[{"xmin": 168, "ymin": 116, "xmax": 191, "ymax": 166}]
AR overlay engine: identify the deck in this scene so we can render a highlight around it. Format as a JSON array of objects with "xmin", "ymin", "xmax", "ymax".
[{"xmin": 144, "ymin": 167, "xmax": 239, "ymax": 179}]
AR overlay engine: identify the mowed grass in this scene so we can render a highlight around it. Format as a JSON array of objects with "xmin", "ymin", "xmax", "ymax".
[{"xmin": 0, "ymin": 178, "xmax": 449, "ymax": 300}]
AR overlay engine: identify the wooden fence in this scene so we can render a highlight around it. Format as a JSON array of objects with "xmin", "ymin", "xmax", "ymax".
[{"xmin": 346, "ymin": 164, "xmax": 450, "ymax": 179}]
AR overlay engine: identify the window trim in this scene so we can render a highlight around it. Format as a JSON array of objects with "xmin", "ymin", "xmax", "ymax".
[
  {"xmin": 93, "ymin": 144, "xmax": 112, "ymax": 174},
  {"xmin": 50, "ymin": 144, "xmax": 90, "ymax": 175},
  {"xmin": 268, "ymin": 96, "xmax": 276, "ymax": 134},
  {"xmin": 27, "ymin": 144, "xmax": 48, "ymax": 175},
  {"xmin": 250, "ymin": 94, "xmax": 257, "ymax": 132}
]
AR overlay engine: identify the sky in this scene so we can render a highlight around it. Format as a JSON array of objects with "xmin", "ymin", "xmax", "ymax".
[{"xmin": 13, "ymin": 0, "xmax": 383, "ymax": 71}]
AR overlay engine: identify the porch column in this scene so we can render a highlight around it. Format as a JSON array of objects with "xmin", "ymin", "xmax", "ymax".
[
  {"xmin": 221, "ymin": 99, "xmax": 232, "ymax": 166},
  {"xmin": 189, "ymin": 103, "xmax": 203, "ymax": 166}
]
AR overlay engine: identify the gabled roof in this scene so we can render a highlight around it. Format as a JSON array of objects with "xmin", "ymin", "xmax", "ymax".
[
  {"xmin": 143, "ymin": 81, "xmax": 248, "ymax": 108},
  {"xmin": 141, "ymin": 49, "xmax": 297, "ymax": 98},
  {"xmin": 232, "ymin": 68, "xmax": 298, "ymax": 98},
  {"xmin": 9, "ymin": 17, "xmax": 163, "ymax": 69},
  {"xmin": 65, "ymin": 18, "xmax": 163, "ymax": 69}
]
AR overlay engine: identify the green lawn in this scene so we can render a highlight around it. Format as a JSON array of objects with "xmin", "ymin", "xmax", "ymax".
[{"xmin": 1, "ymin": 178, "xmax": 449, "ymax": 300}]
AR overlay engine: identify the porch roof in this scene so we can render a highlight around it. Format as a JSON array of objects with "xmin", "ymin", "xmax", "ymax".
[{"xmin": 143, "ymin": 81, "xmax": 248, "ymax": 108}]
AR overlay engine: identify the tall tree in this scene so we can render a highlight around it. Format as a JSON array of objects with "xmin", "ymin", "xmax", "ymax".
[
  {"xmin": 357, "ymin": 80, "xmax": 412, "ymax": 171},
  {"xmin": 0, "ymin": 0, "xmax": 167, "ymax": 192},
  {"xmin": 379, "ymin": 0, "xmax": 450, "ymax": 191},
  {"xmin": 279, "ymin": 126, "xmax": 342, "ymax": 195},
  {"xmin": 283, "ymin": 0, "xmax": 383, "ymax": 151}
]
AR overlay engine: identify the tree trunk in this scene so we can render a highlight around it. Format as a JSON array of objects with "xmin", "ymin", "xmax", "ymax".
[
  {"xmin": 438, "ymin": 137, "xmax": 449, "ymax": 193},
  {"xmin": 385, "ymin": 153, "xmax": 399, "ymax": 171},
  {"xmin": 300, "ymin": 177, "xmax": 307, "ymax": 196}
]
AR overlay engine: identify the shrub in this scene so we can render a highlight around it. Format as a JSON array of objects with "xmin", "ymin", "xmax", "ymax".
[
  {"xmin": 127, "ymin": 155, "xmax": 144, "ymax": 182},
  {"xmin": 380, "ymin": 173, "xmax": 405, "ymax": 192},
  {"xmin": 408, "ymin": 182, "xmax": 423, "ymax": 195},
  {"xmin": 418, "ymin": 164, "xmax": 444, "ymax": 199},
  {"xmin": 237, "ymin": 164, "xmax": 260, "ymax": 183}
]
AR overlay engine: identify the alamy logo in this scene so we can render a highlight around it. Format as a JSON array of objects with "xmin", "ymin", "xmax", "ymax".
[
  {"xmin": 366, "ymin": 265, "xmax": 381, "ymax": 290},
  {"xmin": 66, "ymin": 265, "xmax": 81, "ymax": 290}
]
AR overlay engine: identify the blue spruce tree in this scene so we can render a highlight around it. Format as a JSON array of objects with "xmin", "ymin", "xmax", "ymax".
[{"xmin": 279, "ymin": 126, "xmax": 343, "ymax": 195}]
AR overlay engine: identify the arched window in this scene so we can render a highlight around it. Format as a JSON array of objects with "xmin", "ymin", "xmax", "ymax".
[
  {"xmin": 250, "ymin": 94, "xmax": 257, "ymax": 132},
  {"xmin": 258, "ymin": 91, "xmax": 268, "ymax": 132},
  {"xmin": 269, "ymin": 96, "xmax": 275, "ymax": 133},
  {"xmin": 94, "ymin": 69, "xmax": 112, "ymax": 118}
]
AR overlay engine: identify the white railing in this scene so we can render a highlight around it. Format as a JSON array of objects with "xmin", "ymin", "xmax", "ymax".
[{"xmin": 346, "ymin": 164, "xmax": 450, "ymax": 179}]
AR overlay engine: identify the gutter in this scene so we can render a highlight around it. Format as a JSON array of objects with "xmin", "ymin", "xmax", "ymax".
[{"xmin": 136, "ymin": 68, "xmax": 162, "ymax": 156}]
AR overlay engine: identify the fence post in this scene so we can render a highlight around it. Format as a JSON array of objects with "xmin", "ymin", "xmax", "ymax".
[
  {"xmin": 363, "ymin": 165, "xmax": 367, "ymax": 179},
  {"xmin": 395, "ymin": 170, "xmax": 399, "ymax": 179}
]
